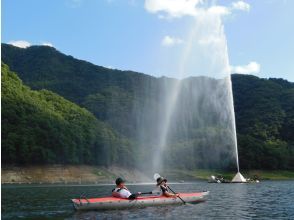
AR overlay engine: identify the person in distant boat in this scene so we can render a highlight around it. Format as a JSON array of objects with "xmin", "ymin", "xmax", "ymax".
[
  {"xmin": 156, "ymin": 176, "xmax": 179, "ymax": 197},
  {"xmin": 112, "ymin": 177, "xmax": 141, "ymax": 200}
]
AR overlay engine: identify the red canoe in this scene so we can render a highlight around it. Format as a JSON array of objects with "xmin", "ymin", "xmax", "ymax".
[{"xmin": 72, "ymin": 191, "xmax": 209, "ymax": 210}]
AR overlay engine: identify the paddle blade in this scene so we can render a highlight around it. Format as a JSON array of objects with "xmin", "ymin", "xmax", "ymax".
[{"xmin": 153, "ymin": 173, "xmax": 161, "ymax": 181}]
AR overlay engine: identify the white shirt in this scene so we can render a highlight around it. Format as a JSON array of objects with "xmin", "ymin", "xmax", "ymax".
[{"xmin": 112, "ymin": 187, "xmax": 132, "ymax": 199}]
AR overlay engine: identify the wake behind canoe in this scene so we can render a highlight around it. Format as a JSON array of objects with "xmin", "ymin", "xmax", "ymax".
[{"xmin": 72, "ymin": 191, "xmax": 209, "ymax": 211}]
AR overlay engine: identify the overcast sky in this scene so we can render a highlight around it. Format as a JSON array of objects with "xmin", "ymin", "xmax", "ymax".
[{"xmin": 2, "ymin": 0, "xmax": 294, "ymax": 81}]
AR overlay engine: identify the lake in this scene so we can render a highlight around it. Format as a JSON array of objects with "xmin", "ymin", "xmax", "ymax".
[{"xmin": 2, "ymin": 180, "xmax": 294, "ymax": 219}]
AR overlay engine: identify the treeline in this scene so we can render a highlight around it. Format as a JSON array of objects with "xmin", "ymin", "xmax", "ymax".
[
  {"xmin": 232, "ymin": 74, "xmax": 294, "ymax": 169},
  {"xmin": 1, "ymin": 43, "xmax": 294, "ymax": 170},
  {"xmin": 1, "ymin": 63, "xmax": 135, "ymax": 167}
]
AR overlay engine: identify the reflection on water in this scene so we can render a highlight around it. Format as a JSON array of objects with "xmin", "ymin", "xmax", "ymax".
[{"xmin": 2, "ymin": 181, "xmax": 294, "ymax": 219}]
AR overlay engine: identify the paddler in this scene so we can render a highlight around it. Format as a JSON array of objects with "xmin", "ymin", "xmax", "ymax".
[
  {"xmin": 156, "ymin": 176, "xmax": 179, "ymax": 197},
  {"xmin": 112, "ymin": 177, "xmax": 141, "ymax": 200}
]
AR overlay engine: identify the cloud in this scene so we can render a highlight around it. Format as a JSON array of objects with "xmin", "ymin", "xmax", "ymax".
[
  {"xmin": 162, "ymin": 35, "xmax": 183, "ymax": 47},
  {"xmin": 145, "ymin": 0, "xmax": 201, "ymax": 18},
  {"xmin": 8, "ymin": 40, "xmax": 31, "ymax": 48},
  {"xmin": 231, "ymin": 1, "xmax": 250, "ymax": 11},
  {"xmin": 230, "ymin": 62, "xmax": 260, "ymax": 74},
  {"xmin": 8, "ymin": 40, "xmax": 55, "ymax": 48},
  {"xmin": 144, "ymin": 0, "xmax": 249, "ymax": 19},
  {"xmin": 207, "ymin": 5, "xmax": 230, "ymax": 16},
  {"xmin": 42, "ymin": 42, "xmax": 54, "ymax": 47}
]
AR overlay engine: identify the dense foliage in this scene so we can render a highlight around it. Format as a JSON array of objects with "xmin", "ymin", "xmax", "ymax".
[
  {"xmin": 232, "ymin": 75, "xmax": 294, "ymax": 169},
  {"xmin": 1, "ymin": 63, "xmax": 135, "ymax": 166},
  {"xmin": 2, "ymin": 43, "xmax": 294, "ymax": 170}
]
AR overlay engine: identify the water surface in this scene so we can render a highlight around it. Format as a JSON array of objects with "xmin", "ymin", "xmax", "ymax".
[{"xmin": 2, "ymin": 181, "xmax": 294, "ymax": 219}]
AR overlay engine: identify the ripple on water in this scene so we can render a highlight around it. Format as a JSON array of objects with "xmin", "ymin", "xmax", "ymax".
[{"xmin": 2, "ymin": 181, "xmax": 294, "ymax": 220}]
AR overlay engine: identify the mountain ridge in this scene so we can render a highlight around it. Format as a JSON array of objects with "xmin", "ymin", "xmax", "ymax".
[{"xmin": 2, "ymin": 43, "xmax": 293, "ymax": 170}]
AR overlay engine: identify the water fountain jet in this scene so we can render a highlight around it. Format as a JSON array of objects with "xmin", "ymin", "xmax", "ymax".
[{"xmin": 137, "ymin": 1, "xmax": 246, "ymax": 178}]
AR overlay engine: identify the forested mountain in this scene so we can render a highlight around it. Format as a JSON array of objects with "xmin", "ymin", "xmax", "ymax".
[
  {"xmin": 1, "ymin": 43, "xmax": 156, "ymax": 138},
  {"xmin": 232, "ymin": 75, "xmax": 294, "ymax": 169},
  {"xmin": 2, "ymin": 43, "xmax": 294, "ymax": 170},
  {"xmin": 1, "ymin": 62, "xmax": 135, "ymax": 167}
]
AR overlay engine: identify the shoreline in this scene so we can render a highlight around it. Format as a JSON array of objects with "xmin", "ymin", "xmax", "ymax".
[
  {"xmin": 1, "ymin": 165, "xmax": 152, "ymax": 185},
  {"xmin": 2, "ymin": 165, "xmax": 294, "ymax": 184}
]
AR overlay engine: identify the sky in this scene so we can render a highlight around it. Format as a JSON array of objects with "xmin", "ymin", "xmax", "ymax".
[{"xmin": 2, "ymin": 0, "xmax": 294, "ymax": 81}]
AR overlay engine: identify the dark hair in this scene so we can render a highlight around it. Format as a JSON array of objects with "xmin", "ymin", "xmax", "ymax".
[
  {"xmin": 115, "ymin": 177, "xmax": 125, "ymax": 185},
  {"xmin": 156, "ymin": 177, "xmax": 167, "ymax": 185}
]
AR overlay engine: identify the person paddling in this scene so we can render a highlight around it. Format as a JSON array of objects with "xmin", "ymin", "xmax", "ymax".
[
  {"xmin": 156, "ymin": 176, "xmax": 179, "ymax": 198},
  {"xmin": 112, "ymin": 177, "xmax": 141, "ymax": 200}
]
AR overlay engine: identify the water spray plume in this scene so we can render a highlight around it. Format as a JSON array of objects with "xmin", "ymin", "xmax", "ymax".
[
  {"xmin": 155, "ymin": 11, "xmax": 239, "ymax": 171},
  {"xmin": 136, "ymin": 1, "xmax": 241, "ymax": 174}
]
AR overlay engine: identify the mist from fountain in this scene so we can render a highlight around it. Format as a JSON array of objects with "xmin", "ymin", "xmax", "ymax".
[{"xmin": 134, "ymin": 1, "xmax": 241, "ymax": 175}]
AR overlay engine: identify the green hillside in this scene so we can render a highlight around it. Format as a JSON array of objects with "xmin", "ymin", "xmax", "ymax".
[
  {"xmin": 1, "ymin": 43, "xmax": 155, "ymax": 138},
  {"xmin": 1, "ymin": 43, "xmax": 294, "ymax": 170},
  {"xmin": 232, "ymin": 74, "xmax": 294, "ymax": 169},
  {"xmin": 1, "ymin": 62, "xmax": 135, "ymax": 167}
]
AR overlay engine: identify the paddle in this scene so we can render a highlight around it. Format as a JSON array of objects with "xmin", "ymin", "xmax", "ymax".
[
  {"xmin": 139, "ymin": 188, "xmax": 161, "ymax": 196},
  {"xmin": 153, "ymin": 173, "xmax": 186, "ymax": 205},
  {"xmin": 140, "ymin": 191, "xmax": 153, "ymax": 195},
  {"xmin": 129, "ymin": 191, "xmax": 157, "ymax": 200},
  {"xmin": 167, "ymin": 186, "xmax": 186, "ymax": 204}
]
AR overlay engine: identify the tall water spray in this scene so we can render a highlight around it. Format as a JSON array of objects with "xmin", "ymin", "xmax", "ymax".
[
  {"xmin": 227, "ymin": 77, "xmax": 240, "ymax": 172},
  {"xmin": 135, "ymin": 2, "xmax": 241, "ymax": 174}
]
